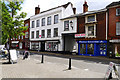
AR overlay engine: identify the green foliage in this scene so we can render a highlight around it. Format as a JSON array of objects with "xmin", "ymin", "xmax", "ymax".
[
  {"xmin": 1, "ymin": 1, "xmax": 27, "ymax": 44},
  {"xmin": 116, "ymin": 52, "xmax": 120, "ymax": 57}
]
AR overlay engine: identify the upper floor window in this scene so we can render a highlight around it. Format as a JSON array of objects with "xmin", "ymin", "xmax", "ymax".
[
  {"xmin": 88, "ymin": 26, "xmax": 94, "ymax": 36},
  {"xmin": 41, "ymin": 30, "xmax": 45, "ymax": 38},
  {"xmin": 42, "ymin": 18, "xmax": 45, "ymax": 26},
  {"xmin": 47, "ymin": 16, "xmax": 51, "ymax": 25},
  {"xmin": 116, "ymin": 8, "xmax": 120, "ymax": 16},
  {"xmin": 36, "ymin": 20, "xmax": 40, "ymax": 27},
  {"xmin": 54, "ymin": 28, "xmax": 58, "ymax": 37},
  {"xmin": 36, "ymin": 30, "xmax": 39, "ymax": 38},
  {"xmin": 31, "ymin": 31, "xmax": 34, "ymax": 39},
  {"xmin": 116, "ymin": 22, "xmax": 120, "ymax": 35},
  {"xmin": 86, "ymin": 15, "xmax": 96, "ymax": 23},
  {"xmin": 64, "ymin": 20, "xmax": 69, "ymax": 31},
  {"xmin": 32, "ymin": 21, "xmax": 35, "ymax": 28},
  {"xmin": 86, "ymin": 24, "xmax": 96, "ymax": 37},
  {"xmin": 47, "ymin": 29, "xmax": 51, "ymax": 38},
  {"xmin": 25, "ymin": 23, "xmax": 28, "ymax": 27},
  {"xmin": 54, "ymin": 14, "xmax": 58, "ymax": 24},
  {"xmin": 25, "ymin": 32, "xmax": 28, "ymax": 38}
]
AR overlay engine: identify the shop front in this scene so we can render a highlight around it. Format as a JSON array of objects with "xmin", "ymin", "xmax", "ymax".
[
  {"xmin": 109, "ymin": 39, "xmax": 120, "ymax": 57},
  {"xmin": 46, "ymin": 41, "xmax": 59, "ymax": 51},
  {"xmin": 77, "ymin": 40, "xmax": 107, "ymax": 56}
]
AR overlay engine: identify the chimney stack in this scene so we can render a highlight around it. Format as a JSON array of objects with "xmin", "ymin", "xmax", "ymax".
[
  {"xmin": 35, "ymin": 5, "xmax": 40, "ymax": 15},
  {"xmin": 83, "ymin": 0, "xmax": 88, "ymax": 13},
  {"xmin": 73, "ymin": 8, "xmax": 76, "ymax": 14}
]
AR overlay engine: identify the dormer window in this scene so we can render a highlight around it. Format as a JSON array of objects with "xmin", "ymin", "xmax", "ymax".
[{"xmin": 116, "ymin": 8, "xmax": 120, "ymax": 16}]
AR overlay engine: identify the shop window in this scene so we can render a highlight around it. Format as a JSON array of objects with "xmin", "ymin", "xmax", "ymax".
[
  {"xmin": 36, "ymin": 30, "xmax": 39, "ymax": 38},
  {"xmin": 116, "ymin": 22, "xmax": 120, "ymax": 35},
  {"xmin": 31, "ymin": 42, "xmax": 39, "ymax": 50},
  {"xmin": 32, "ymin": 21, "xmax": 35, "ymax": 28},
  {"xmin": 31, "ymin": 31, "xmax": 34, "ymax": 39},
  {"xmin": 64, "ymin": 20, "xmax": 69, "ymax": 31},
  {"xmin": 47, "ymin": 16, "xmax": 51, "ymax": 25},
  {"xmin": 42, "ymin": 18, "xmax": 45, "ymax": 26},
  {"xmin": 47, "ymin": 42, "xmax": 58, "ymax": 51},
  {"xmin": 80, "ymin": 44, "xmax": 86, "ymax": 54},
  {"xmin": 116, "ymin": 8, "xmax": 120, "ymax": 16},
  {"xmin": 87, "ymin": 44, "xmax": 94, "ymax": 54},
  {"xmin": 36, "ymin": 19, "xmax": 40, "ymax": 27},
  {"xmin": 54, "ymin": 28, "xmax": 58, "ymax": 37},
  {"xmin": 41, "ymin": 30, "xmax": 45, "ymax": 38},
  {"xmin": 54, "ymin": 14, "xmax": 58, "ymax": 24},
  {"xmin": 47, "ymin": 29, "xmax": 51, "ymax": 38}
]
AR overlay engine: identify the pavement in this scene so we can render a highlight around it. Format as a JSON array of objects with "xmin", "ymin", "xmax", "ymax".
[{"xmin": 0, "ymin": 53, "xmax": 119, "ymax": 79}]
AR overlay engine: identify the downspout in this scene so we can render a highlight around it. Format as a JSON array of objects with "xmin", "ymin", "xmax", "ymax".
[{"xmin": 106, "ymin": 11, "xmax": 108, "ymax": 40}]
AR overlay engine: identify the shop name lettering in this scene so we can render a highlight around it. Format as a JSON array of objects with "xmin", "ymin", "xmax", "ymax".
[
  {"xmin": 79, "ymin": 41, "xmax": 107, "ymax": 43},
  {"xmin": 75, "ymin": 34, "xmax": 85, "ymax": 38}
]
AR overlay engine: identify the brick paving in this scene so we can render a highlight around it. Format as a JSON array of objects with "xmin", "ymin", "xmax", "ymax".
[{"xmin": 1, "ymin": 55, "xmax": 118, "ymax": 78}]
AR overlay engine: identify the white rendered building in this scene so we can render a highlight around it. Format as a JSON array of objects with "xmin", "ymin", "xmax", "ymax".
[{"xmin": 30, "ymin": 2, "xmax": 76, "ymax": 52}]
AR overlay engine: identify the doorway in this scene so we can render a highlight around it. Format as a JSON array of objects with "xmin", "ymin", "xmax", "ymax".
[{"xmin": 41, "ymin": 41, "xmax": 45, "ymax": 51}]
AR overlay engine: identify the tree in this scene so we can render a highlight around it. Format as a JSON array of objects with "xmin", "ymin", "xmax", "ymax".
[
  {"xmin": 2, "ymin": 1, "xmax": 27, "ymax": 45},
  {"xmin": 1, "ymin": 0, "xmax": 27, "ymax": 63}
]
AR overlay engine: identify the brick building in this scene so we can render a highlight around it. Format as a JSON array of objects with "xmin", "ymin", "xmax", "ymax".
[
  {"xmin": 106, "ymin": 1, "xmax": 120, "ymax": 57},
  {"xmin": 75, "ymin": 1, "xmax": 107, "ymax": 56},
  {"xmin": 11, "ymin": 18, "xmax": 30, "ymax": 50}
]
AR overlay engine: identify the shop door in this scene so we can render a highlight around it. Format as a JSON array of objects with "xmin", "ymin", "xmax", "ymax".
[
  {"xmin": 99, "ymin": 43, "xmax": 107, "ymax": 56},
  {"xmin": 41, "ymin": 42, "xmax": 45, "ymax": 51}
]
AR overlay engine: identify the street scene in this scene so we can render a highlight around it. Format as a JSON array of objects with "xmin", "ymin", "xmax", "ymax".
[{"xmin": 0, "ymin": 0, "xmax": 120, "ymax": 79}]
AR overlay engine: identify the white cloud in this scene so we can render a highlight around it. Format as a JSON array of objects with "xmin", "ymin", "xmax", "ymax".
[{"xmin": 19, "ymin": 0, "xmax": 119, "ymax": 20}]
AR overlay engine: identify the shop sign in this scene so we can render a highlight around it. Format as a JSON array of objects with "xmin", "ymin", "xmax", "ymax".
[
  {"xmin": 78, "ymin": 40, "xmax": 107, "ymax": 44},
  {"xmin": 109, "ymin": 39, "xmax": 120, "ymax": 43},
  {"xmin": 12, "ymin": 41, "xmax": 19, "ymax": 43},
  {"xmin": 39, "ymin": 35, "xmax": 41, "ymax": 38},
  {"xmin": 105, "ymin": 62, "xmax": 120, "ymax": 80},
  {"xmin": 75, "ymin": 34, "xmax": 85, "ymax": 38}
]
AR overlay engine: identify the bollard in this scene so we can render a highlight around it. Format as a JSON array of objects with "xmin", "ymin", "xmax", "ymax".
[
  {"xmin": 68, "ymin": 57, "xmax": 71, "ymax": 70},
  {"xmin": 41, "ymin": 54, "xmax": 44, "ymax": 63}
]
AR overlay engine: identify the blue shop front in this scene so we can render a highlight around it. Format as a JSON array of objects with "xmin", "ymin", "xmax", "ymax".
[{"xmin": 77, "ymin": 40, "xmax": 107, "ymax": 56}]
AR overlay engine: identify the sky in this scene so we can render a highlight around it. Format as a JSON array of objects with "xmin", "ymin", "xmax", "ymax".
[{"xmin": 19, "ymin": 0, "xmax": 120, "ymax": 19}]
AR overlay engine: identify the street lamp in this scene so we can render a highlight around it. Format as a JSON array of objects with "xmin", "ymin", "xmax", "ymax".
[{"xmin": 70, "ymin": 21, "xmax": 73, "ymax": 30}]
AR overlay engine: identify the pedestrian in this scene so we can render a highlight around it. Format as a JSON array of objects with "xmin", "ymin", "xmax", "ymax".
[{"xmin": 23, "ymin": 50, "xmax": 30, "ymax": 60}]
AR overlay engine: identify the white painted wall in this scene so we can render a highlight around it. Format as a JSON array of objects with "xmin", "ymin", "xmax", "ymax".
[{"xmin": 30, "ymin": 3, "xmax": 75, "ymax": 51}]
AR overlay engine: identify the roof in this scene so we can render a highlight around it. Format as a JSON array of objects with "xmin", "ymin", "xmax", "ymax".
[
  {"xmin": 61, "ymin": 8, "xmax": 107, "ymax": 20},
  {"xmin": 106, "ymin": 1, "xmax": 120, "ymax": 8},
  {"xmin": 31, "ymin": 2, "xmax": 72, "ymax": 17}
]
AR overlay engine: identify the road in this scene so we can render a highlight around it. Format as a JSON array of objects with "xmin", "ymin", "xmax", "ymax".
[{"xmin": 1, "ymin": 51, "xmax": 119, "ymax": 78}]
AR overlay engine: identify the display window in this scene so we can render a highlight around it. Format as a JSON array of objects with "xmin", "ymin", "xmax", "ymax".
[
  {"xmin": 80, "ymin": 44, "xmax": 86, "ymax": 54},
  {"xmin": 87, "ymin": 44, "xmax": 94, "ymax": 54}
]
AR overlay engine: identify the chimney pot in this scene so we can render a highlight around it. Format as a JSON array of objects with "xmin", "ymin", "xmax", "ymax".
[{"xmin": 83, "ymin": 1, "xmax": 88, "ymax": 13}]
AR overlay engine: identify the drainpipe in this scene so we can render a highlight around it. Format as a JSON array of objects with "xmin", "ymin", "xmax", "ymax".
[{"xmin": 106, "ymin": 11, "xmax": 108, "ymax": 40}]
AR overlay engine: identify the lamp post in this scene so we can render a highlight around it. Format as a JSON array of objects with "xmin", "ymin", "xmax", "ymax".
[{"xmin": 70, "ymin": 21, "xmax": 73, "ymax": 30}]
